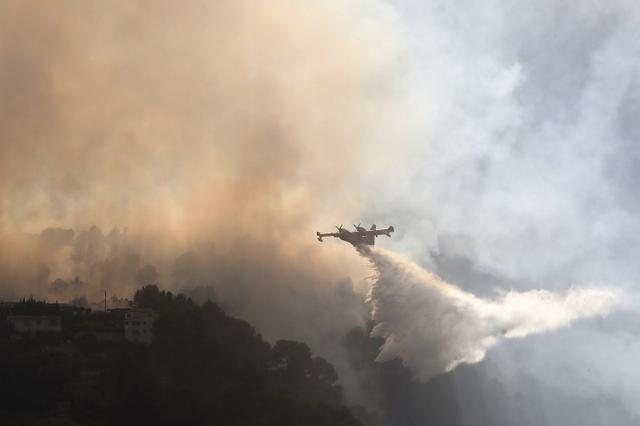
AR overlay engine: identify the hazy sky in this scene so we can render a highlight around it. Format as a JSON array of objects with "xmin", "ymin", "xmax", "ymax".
[
  {"xmin": 1, "ymin": 1, "xmax": 639, "ymax": 424},
  {"xmin": 369, "ymin": 1, "xmax": 640, "ymax": 423}
]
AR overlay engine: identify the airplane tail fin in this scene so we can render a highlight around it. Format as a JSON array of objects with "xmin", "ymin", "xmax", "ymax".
[{"xmin": 370, "ymin": 224, "xmax": 377, "ymax": 230}]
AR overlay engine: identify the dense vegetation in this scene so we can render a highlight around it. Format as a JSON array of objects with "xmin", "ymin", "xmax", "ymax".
[
  {"xmin": 343, "ymin": 322, "xmax": 462, "ymax": 426},
  {"xmin": 0, "ymin": 286, "xmax": 361, "ymax": 426}
]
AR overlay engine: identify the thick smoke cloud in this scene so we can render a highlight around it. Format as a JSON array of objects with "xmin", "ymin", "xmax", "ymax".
[
  {"xmin": 365, "ymin": 0, "xmax": 640, "ymax": 422},
  {"xmin": 0, "ymin": 2, "xmax": 401, "ymax": 301},
  {"xmin": 362, "ymin": 247, "xmax": 624, "ymax": 380},
  {"xmin": 3, "ymin": 0, "xmax": 640, "ymax": 422},
  {"xmin": 0, "ymin": 0, "xmax": 406, "ymax": 403}
]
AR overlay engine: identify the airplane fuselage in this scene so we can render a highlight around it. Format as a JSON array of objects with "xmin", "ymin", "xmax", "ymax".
[
  {"xmin": 316, "ymin": 224, "xmax": 394, "ymax": 246},
  {"xmin": 337, "ymin": 229, "xmax": 375, "ymax": 245}
]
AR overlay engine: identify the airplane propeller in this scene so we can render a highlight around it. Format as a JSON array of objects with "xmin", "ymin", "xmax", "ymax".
[
  {"xmin": 336, "ymin": 224, "xmax": 344, "ymax": 231},
  {"xmin": 353, "ymin": 223, "xmax": 361, "ymax": 230}
]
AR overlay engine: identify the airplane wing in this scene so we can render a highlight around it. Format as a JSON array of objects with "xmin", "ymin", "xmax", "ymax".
[
  {"xmin": 316, "ymin": 231, "xmax": 339, "ymax": 242},
  {"xmin": 359, "ymin": 226, "xmax": 394, "ymax": 237}
]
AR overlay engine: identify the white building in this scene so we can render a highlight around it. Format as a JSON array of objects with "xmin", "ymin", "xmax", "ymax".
[
  {"xmin": 8, "ymin": 315, "xmax": 62, "ymax": 334},
  {"xmin": 123, "ymin": 309, "xmax": 158, "ymax": 344}
]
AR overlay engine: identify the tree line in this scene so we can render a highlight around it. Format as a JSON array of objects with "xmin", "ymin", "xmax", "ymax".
[{"xmin": 0, "ymin": 285, "xmax": 362, "ymax": 426}]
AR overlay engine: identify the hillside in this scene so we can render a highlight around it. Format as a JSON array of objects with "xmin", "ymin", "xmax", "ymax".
[{"xmin": 0, "ymin": 286, "xmax": 362, "ymax": 426}]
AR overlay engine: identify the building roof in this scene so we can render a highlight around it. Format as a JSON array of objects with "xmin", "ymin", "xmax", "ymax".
[
  {"xmin": 125, "ymin": 308, "xmax": 158, "ymax": 313},
  {"xmin": 8, "ymin": 315, "xmax": 61, "ymax": 320}
]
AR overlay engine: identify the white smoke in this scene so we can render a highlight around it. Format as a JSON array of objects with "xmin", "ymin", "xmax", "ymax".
[{"xmin": 361, "ymin": 246, "xmax": 624, "ymax": 380}]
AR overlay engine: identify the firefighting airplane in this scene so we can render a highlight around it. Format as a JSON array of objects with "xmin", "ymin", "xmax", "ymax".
[{"xmin": 316, "ymin": 224, "xmax": 394, "ymax": 246}]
